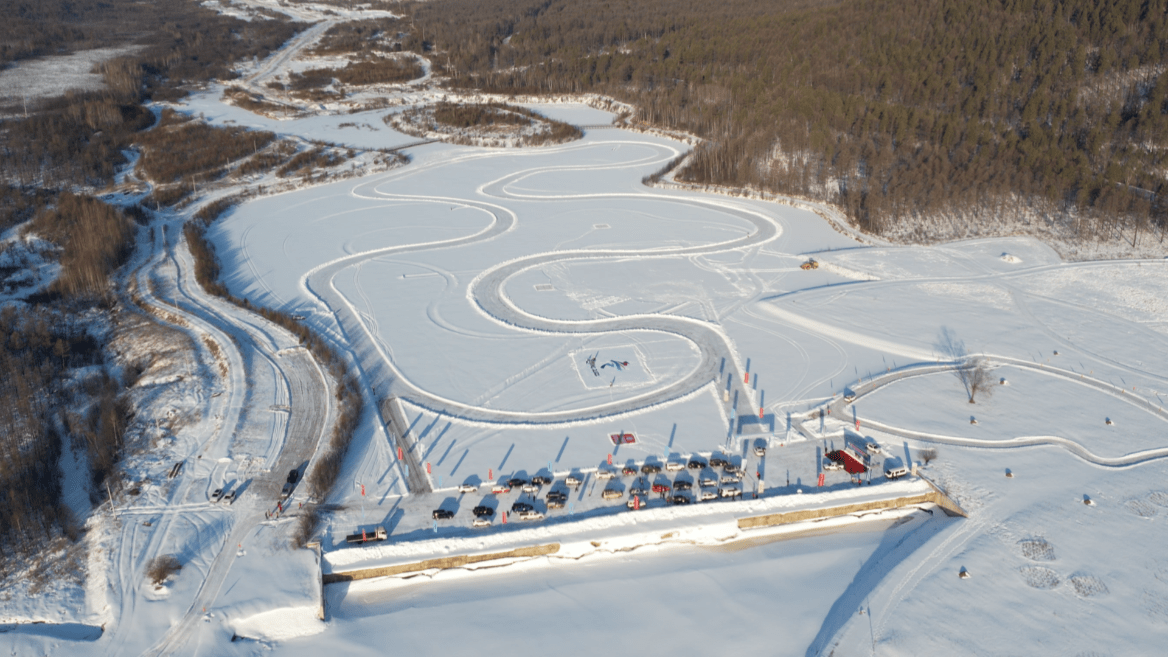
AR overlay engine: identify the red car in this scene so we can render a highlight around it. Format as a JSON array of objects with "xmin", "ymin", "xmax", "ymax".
[
  {"xmin": 622, "ymin": 466, "xmax": 639, "ymax": 476},
  {"xmin": 651, "ymin": 483, "xmax": 672, "ymax": 494}
]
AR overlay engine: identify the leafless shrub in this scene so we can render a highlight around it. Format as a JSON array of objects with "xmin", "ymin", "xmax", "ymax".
[
  {"xmin": 291, "ymin": 504, "xmax": 321, "ymax": 548},
  {"xmin": 919, "ymin": 448, "xmax": 938, "ymax": 465},
  {"xmin": 147, "ymin": 554, "xmax": 181, "ymax": 585}
]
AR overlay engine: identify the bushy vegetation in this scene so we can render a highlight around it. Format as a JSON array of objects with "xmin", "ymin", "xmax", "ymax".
[
  {"xmin": 295, "ymin": 57, "xmax": 424, "ymax": 90},
  {"xmin": 432, "ymin": 102, "xmax": 533, "ymax": 129},
  {"xmin": 136, "ymin": 110, "xmax": 276, "ymax": 197},
  {"xmin": 0, "ymin": 0, "xmax": 300, "ymax": 190},
  {"xmin": 407, "ymin": 0, "xmax": 1168, "ymax": 243},
  {"xmin": 309, "ymin": 18, "xmax": 402, "ymax": 56},
  {"xmin": 146, "ymin": 554, "xmax": 181, "ymax": 585},
  {"xmin": 0, "ymin": 305, "xmax": 117, "ymax": 558},
  {"xmin": 28, "ymin": 193, "xmax": 135, "ymax": 300}
]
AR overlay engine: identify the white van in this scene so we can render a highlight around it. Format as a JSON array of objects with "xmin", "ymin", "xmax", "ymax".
[{"xmin": 884, "ymin": 461, "xmax": 908, "ymax": 479}]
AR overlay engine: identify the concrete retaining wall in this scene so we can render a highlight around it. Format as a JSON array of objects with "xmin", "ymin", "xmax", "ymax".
[
  {"xmin": 737, "ymin": 487, "xmax": 965, "ymax": 530},
  {"xmin": 323, "ymin": 543, "xmax": 561, "ymax": 584}
]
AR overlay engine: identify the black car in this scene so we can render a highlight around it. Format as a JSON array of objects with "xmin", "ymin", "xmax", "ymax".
[
  {"xmin": 724, "ymin": 463, "xmax": 740, "ymax": 474},
  {"xmin": 622, "ymin": 466, "xmax": 639, "ymax": 476},
  {"xmin": 511, "ymin": 502, "xmax": 534, "ymax": 513},
  {"xmin": 507, "ymin": 478, "xmax": 528, "ymax": 488},
  {"xmin": 432, "ymin": 509, "xmax": 455, "ymax": 520},
  {"xmin": 287, "ymin": 469, "xmax": 299, "ymax": 484},
  {"xmin": 673, "ymin": 480, "xmax": 693, "ymax": 491},
  {"xmin": 670, "ymin": 494, "xmax": 691, "ymax": 505},
  {"xmin": 531, "ymin": 475, "xmax": 552, "ymax": 486},
  {"xmin": 687, "ymin": 459, "xmax": 706, "ymax": 470},
  {"xmin": 641, "ymin": 463, "xmax": 661, "ymax": 474},
  {"xmin": 709, "ymin": 456, "xmax": 728, "ymax": 468},
  {"xmin": 547, "ymin": 491, "xmax": 567, "ymax": 502},
  {"xmin": 472, "ymin": 505, "xmax": 495, "ymax": 517},
  {"xmin": 629, "ymin": 486, "xmax": 648, "ymax": 496}
]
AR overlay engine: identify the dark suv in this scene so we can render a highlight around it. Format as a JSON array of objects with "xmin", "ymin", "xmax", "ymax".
[
  {"xmin": 432, "ymin": 509, "xmax": 454, "ymax": 520},
  {"xmin": 472, "ymin": 506, "xmax": 495, "ymax": 517},
  {"xmin": 511, "ymin": 502, "xmax": 534, "ymax": 513}
]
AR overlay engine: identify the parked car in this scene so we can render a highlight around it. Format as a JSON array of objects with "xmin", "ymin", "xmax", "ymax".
[
  {"xmin": 670, "ymin": 494, "xmax": 691, "ymax": 505},
  {"xmin": 723, "ymin": 463, "xmax": 741, "ymax": 474},
  {"xmin": 700, "ymin": 477, "xmax": 719, "ymax": 488},
  {"xmin": 547, "ymin": 499, "xmax": 565, "ymax": 509},
  {"xmin": 720, "ymin": 475, "xmax": 741, "ymax": 485},
  {"xmin": 491, "ymin": 485, "xmax": 511, "ymax": 494},
  {"xmin": 687, "ymin": 459, "xmax": 707, "ymax": 470},
  {"xmin": 565, "ymin": 476, "xmax": 582, "ymax": 486},
  {"xmin": 699, "ymin": 489, "xmax": 718, "ymax": 501},
  {"xmin": 280, "ymin": 482, "xmax": 295, "ymax": 499},
  {"xmin": 522, "ymin": 484, "xmax": 540, "ymax": 493},
  {"xmin": 673, "ymin": 480, "xmax": 693, "ymax": 491},
  {"xmin": 601, "ymin": 488, "xmax": 623, "ymax": 499},
  {"xmin": 221, "ymin": 489, "xmax": 237, "ymax": 504},
  {"xmin": 518, "ymin": 510, "xmax": 544, "ymax": 521},
  {"xmin": 511, "ymin": 502, "xmax": 534, "ymax": 513},
  {"xmin": 626, "ymin": 497, "xmax": 645, "ymax": 509},
  {"xmin": 472, "ymin": 518, "xmax": 492, "ymax": 528},
  {"xmin": 531, "ymin": 475, "xmax": 552, "ymax": 485},
  {"xmin": 866, "ymin": 442, "xmax": 882, "ymax": 455},
  {"xmin": 432, "ymin": 509, "xmax": 455, "ymax": 520},
  {"xmin": 596, "ymin": 469, "xmax": 617, "ymax": 480},
  {"xmin": 641, "ymin": 463, "xmax": 662, "ymax": 474},
  {"xmin": 210, "ymin": 488, "xmax": 224, "ymax": 503},
  {"xmin": 885, "ymin": 459, "xmax": 908, "ymax": 479},
  {"xmin": 629, "ymin": 486, "xmax": 649, "ymax": 496},
  {"xmin": 507, "ymin": 478, "xmax": 528, "ymax": 488},
  {"xmin": 754, "ymin": 440, "xmax": 767, "ymax": 457},
  {"xmin": 665, "ymin": 461, "xmax": 684, "ymax": 472},
  {"xmin": 458, "ymin": 483, "xmax": 479, "ymax": 493},
  {"xmin": 719, "ymin": 486, "xmax": 742, "ymax": 498},
  {"xmin": 622, "ymin": 465, "xmax": 639, "ymax": 476},
  {"xmin": 823, "ymin": 459, "xmax": 844, "ymax": 471},
  {"xmin": 472, "ymin": 506, "xmax": 495, "ymax": 517},
  {"xmin": 651, "ymin": 483, "xmax": 672, "ymax": 494},
  {"xmin": 547, "ymin": 491, "xmax": 567, "ymax": 502},
  {"xmin": 709, "ymin": 456, "xmax": 728, "ymax": 468},
  {"xmin": 287, "ymin": 469, "xmax": 300, "ymax": 484}
]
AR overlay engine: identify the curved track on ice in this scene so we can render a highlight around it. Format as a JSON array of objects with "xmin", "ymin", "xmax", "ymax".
[{"xmin": 303, "ymin": 142, "xmax": 779, "ymax": 425}]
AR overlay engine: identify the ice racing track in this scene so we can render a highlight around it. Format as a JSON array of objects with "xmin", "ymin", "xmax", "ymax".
[{"xmin": 302, "ymin": 140, "xmax": 777, "ymax": 426}]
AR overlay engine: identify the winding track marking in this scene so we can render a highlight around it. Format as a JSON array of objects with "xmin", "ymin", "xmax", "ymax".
[{"xmin": 299, "ymin": 140, "xmax": 786, "ymax": 428}]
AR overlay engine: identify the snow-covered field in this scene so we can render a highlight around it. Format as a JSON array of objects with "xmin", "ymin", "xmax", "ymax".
[{"xmin": 7, "ymin": 9, "xmax": 1168, "ymax": 656}]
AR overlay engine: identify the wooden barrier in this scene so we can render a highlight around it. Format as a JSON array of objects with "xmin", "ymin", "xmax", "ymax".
[{"xmin": 323, "ymin": 543, "xmax": 561, "ymax": 584}]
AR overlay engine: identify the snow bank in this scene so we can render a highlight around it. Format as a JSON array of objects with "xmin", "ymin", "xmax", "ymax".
[{"xmin": 217, "ymin": 526, "xmax": 325, "ymax": 641}]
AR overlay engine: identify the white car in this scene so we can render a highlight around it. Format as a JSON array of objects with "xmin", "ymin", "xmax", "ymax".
[
  {"xmin": 720, "ymin": 475, "xmax": 741, "ymax": 485},
  {"xmin": 885, "ymin": 460, "xmax": 908, "ymax": 479},
  {"xmin": 699, "ymin": 489, "xmax": 717, "ymax": 501},
  {"xmin": 823, "ymin": 459, "xmax": 844, "ymax": 471},
  {"xmin": 700, "ymin": 477, "xmax": 718, "ymax": 487},
  {"xmin": 210, "ymin": 488, "xmax": 224, "ymax": 503},
  {"xmin": 754, "ymin": 445, "xmax": 766, "ymax": 457},
  {"xmin": 601, "ymin": 488, "xmax": 623, "ymax": 499},
  {"xmin": 518, "ymin": 510, "xmax": 544, "ymax": 520},
  {"xmin": 472, "ymin": 518, "xmax": 492, "ymax": 528},
  {"xmin": 458, "ymin": 484, "xmax": 479, "ymax": 493},
  {"xmin": 866, "ymin": 442, "xmax": 882, "ymax": 455},
  {"xmin": 718, "ymin": 486, "xmax": 742, "ymax": 498},
  {"xmin": 665, "ymin": 461, "xmax": 685, "ymax": 472},
  {"xmin": 596, "ymin": 469, "xmax": 617, "ymax": 480},
  {"xmin": 565, "ymin": 476, "xmax": 582, "ymax": 486},
  {"xmin": 522, "ymin": 484, "xmax": 540, "ymax": 493},
  {"xmin": 221, "ymin": 489, "xmax": 237, "ymax": 504},
  {"xmin": 491, "ymin": 485, "xmax": 511, "ymax": 494},
  {"xmin": 626, "ymin": 497, "xmax": 646, "ymax": 509}
]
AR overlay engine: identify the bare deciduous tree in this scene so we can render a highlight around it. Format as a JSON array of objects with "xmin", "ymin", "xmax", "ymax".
[
  {"xmin": 919, "ymin": 448, "xmax": 938, "ymax": 465},
  {"xmin": 938, "ymin": 328, "xmax": 993, "ymax": 403},
  {"xmin": 957, "ymin": 357, "xmax": 994, "ymax": 403}
]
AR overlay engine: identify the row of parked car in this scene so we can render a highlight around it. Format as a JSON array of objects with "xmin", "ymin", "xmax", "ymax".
[{"xmin": 435, "ymin": 450, "xmax": 767, "ymax": 525}]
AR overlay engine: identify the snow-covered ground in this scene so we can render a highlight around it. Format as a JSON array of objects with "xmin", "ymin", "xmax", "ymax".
[{"xmin": 6, "ymin": 9, "xmax": 1168, "ymax": 655}]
